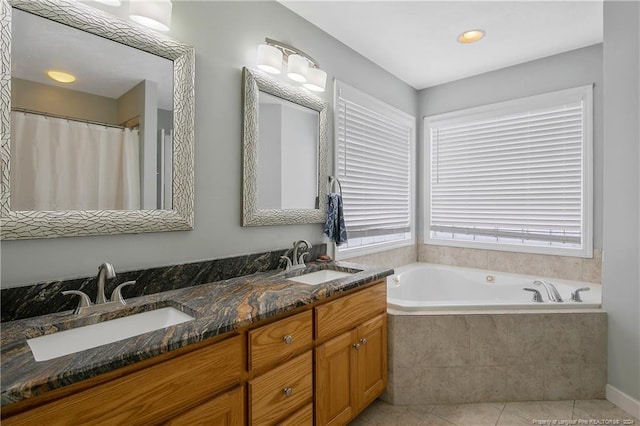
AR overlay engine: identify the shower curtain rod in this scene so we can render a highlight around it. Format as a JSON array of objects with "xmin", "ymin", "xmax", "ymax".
[{"xmin": 11, "ymin": 108, "xmax": 130, "ymax": 130}]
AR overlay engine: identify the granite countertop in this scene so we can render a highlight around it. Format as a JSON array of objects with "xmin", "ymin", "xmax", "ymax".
[{"xmin": 0, "ymin": 261, "xmax": 393, "ymax": 407}]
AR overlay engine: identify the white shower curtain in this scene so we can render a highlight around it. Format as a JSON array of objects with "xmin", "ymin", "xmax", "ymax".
[{"xmin": 11, "ymin": 112, "xmax": 141, "ymax": 211}]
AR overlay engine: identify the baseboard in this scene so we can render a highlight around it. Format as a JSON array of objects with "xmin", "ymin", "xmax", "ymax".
[{"xmin": 606, "ymin": 384, "xmax": 640, "ymax": 419}]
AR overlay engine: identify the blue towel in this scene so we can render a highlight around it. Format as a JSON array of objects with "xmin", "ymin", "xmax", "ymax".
[{"xmin": 323, "ymin": 193, "xmax": 348, "ymax": 246}]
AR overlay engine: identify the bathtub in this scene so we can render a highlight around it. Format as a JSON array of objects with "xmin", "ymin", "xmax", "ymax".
[
  {"xmin": 383, "ymin": 263, "xmax": 607, "ymax": 405},
  {"xmin": 387, "ymin": 262, "xmax": 602, "ymax": 311}
]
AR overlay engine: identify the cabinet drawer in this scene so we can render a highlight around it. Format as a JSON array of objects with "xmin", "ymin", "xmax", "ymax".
[
  {"xmin": 248, "ymin": 311, "xmax": 312, "ymax": 371},
  {"xmin": 166, "ymin": 385, "xmax": 244, "ymax": 425},
  {"xmin": 279, "ymin": 403, "xmax": 313, "ymax": 426},
  {"xmin": 315, "ymin": 282, "xmax": 386, "ymax": 341},
  {"xmin": 4, "ymin": 335, "xmax": 243, "ymax": 426},
  {"xmin": 248, "ymin": 351, "xmax": 312, "ymax": 426}
]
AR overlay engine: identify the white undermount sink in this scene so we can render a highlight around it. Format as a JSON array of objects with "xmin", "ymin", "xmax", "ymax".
[
  {"xmin": 287, "ymin": 269, "xmax": 354, "ymax": 285},
  {"xmin": 27, "ymin": 307, "xmax": 195, "ymax": 362}
]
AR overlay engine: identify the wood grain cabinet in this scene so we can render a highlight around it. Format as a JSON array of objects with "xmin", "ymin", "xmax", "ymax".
[
  {"xmin": 3, "ymin": 281, "xmax": 387, "ymax": 426},
  {"xmin": 315, "ymin": 284, "xmax": 387, "ymax": 425}
]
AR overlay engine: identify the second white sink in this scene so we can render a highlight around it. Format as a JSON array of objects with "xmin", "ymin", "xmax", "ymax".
[
  {"xmin": 27, "ymin": 307, "xmax": 195, "ymax": 362},
  {"xmin": 287, "ymin": 269, "xmax": 353, "ymax": 285}
]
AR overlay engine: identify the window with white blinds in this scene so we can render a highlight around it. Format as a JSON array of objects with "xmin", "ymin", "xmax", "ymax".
[
  {"xmin": 425, "ymin": 85, "xmax": 593, "ymax": 257},
  {"xmin": 335, "ymin": 81, "xmax": 415, "ymax": 255}
]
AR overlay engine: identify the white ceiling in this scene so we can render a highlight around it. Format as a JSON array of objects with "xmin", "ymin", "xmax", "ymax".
[
  {"xmin": 11, "ymin": 8, "xmax": 174, "ymax": 109},
  {"xmin": 279, "ymin": 1, "xmax": 603, "ymax": 90}
]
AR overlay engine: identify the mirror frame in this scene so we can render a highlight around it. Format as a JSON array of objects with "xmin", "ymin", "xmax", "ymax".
[
  {"xmin": 242, "ymin": 67, "xmax": 328, "ymax": 226},
  {"xmin": 0, "ymin": 0, "xmax": 195, "ymax": 240}
]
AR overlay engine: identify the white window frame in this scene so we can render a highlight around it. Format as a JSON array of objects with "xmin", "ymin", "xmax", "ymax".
[
  {"xmin": 424, "ymin": 85, "xmax": 593, "ymax": 258},
  {"xmin": 334, "ymin": 80, "xmax": 416, "ymax": 259}
]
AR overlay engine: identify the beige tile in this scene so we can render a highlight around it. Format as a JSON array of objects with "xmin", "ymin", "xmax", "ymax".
[
  {"xmin": 353, "ymin": 399, "xmax": 434, "ymax": 425},
  {"xmin": 506, "ymin": 314, "xmax": 545, "ymax": 365},
  {"xmin": 544, "ymin": 364, "xmax": 581, "ymax": 400},
  {"xmin": 546, "ymin": 255, "xmax": 583, "ymax": 281},
  {"xmin": 348, "ymin": 245, "xmax": 417, "ymax": 268},
  {"xmin": 469, "ymin": 366, "xmax": 507, "ymax": 402},
  {"xmin": 582, "ymin": 249, "xmax": 602, "ymax": 283},
  {"xmin": 500, "ymin": 400, "xmax": 574, "ymax": 425},
  {"xmin": 470, "ymin": 315, "xmax": 508, "ymax": 366},
  {"xmin": 430, "ymin": 316, "xmax": 470, "ymax": 366},
  {"xmin": 487, "ymin": 251, "xmax": 547, "ymax": 276},
  {"xmin": 580, "ymin": 313, "xmax": 607, "ymax": 365},
  {"xmin": 420, "ymin": 245, "xmax": 487, "ymax": 269},
  {"xmin": 431, "ymin": 367, "xmax": 471, "ymax": 404},
  {"xmin": 506, "ymin": 365, "xmax": 544, "ymax": 401},
  {"xmin": 579, "ymin": 365, "xmax": 607, "ymax": 399},
  {"xmin": 393, "ymin": 316, "xmax": 433, "ymax": 369},
  {"xmin": 543, "ymin": 314, "xmax": 581, "ymax": 364},
  {"xmin": 573, "ymin": 399, "xmax": 640, "ymax": 423},
  {"xmin": 392, "ymin": 367, "xmax": 434, "ymax": 405},
  {"xmin": 432, "ymin": 402, "xmax": 505, "ymax": 426}
]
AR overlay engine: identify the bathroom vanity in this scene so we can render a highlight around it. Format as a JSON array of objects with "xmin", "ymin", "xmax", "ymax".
[{"xmin": 0, "ymin": 263, "xmax": 391, "ymax": 425}]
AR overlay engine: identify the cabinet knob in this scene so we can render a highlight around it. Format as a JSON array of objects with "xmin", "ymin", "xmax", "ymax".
[
  {"xmin": 283, "ymin": 335, "xmax": 293, "ymax": 344},
  {"xmin": 353, "ymin": 343, "xmax": 360, "ymax": 350},
  {"xmin": 360, "ymin": 338, "xmax": 367, "ymax": 345},
  {"xmin": 283, "ymin": 387, "xmax": 293, "ymax": 397}
]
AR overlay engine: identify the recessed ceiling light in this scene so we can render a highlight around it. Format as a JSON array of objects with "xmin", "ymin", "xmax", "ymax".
[
  {"xmin": 458, "ymin": 29, "xmax": 485, "ymax": 44},
  {"xmin": 47, "ymin": 71, "xmax": 76, "ymax": 83}
]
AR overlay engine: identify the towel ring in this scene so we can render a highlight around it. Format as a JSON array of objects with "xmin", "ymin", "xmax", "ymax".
[{"xmin": 328, "ymin": 176, "xmax": 343, "ymax": 197}]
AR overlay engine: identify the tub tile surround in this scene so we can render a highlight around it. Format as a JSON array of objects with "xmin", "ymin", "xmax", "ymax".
[
  {"xmin": 384, "ymin": 312, "xmax": 607, "ymax": 405},
  {"xmin": 0, "ymin": 259, "xmax": 391, "ymax": 406},
  {"xmin": 418, "ymin": 245, "xmax": 602, "ymax": 284},
  {"xmin": 0, "ymin": 244, "xmax": 327, "ymax": 322}
]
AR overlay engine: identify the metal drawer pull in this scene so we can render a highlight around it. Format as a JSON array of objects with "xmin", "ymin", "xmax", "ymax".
[
  {"xmin": 283, "ymin": 335, "xmax": 293, "ymax": 344},
  {"xmin": 283, "ymin": 387, "xmax": 293, "ymax": 397},
  {"xmin": 353, "ymin": 343, "xmax": 360, "ymax": 350},
  {"xmin": 360, "ymin": 338, "xmax": 367, "ymax": 345}
]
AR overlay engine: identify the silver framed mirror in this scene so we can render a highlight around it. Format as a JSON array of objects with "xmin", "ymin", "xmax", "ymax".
[
  {"xmin": 1, "ymin": 0, "xmax": 195, "ymax": 240},
  {"xmin": 242, "ymin": 67, "xmax": 328, "ymax": 226}
]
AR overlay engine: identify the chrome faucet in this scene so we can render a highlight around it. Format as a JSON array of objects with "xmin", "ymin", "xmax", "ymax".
[
  {"xmin": 62, "ymin": 262, "xmax": 135, "ymax": 314},
  {"xmin": 280, "ymin": 240, "xmax": 312, "ymax": 271},
  {"xmin": 95, "ymin": 262, "xmax": 115, "ymax": 304},
  {"xmin": 533, "ymin": 279, "xmax": 563, "ymax": 302}
]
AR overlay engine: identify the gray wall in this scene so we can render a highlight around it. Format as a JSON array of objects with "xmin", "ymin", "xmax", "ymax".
[
  {"xmin": 602, "ymin": 1, "xmax": 640, "ymax": 402},
  {"xmin": 416, "ymin": 44, "xmax": 604, "ymax": 249},
  {"xmin": 1, "ymin": 1, "xmax": 417, "ymax": 287}
]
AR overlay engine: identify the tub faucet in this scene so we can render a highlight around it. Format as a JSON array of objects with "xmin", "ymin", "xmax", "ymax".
[{"xmin": 533, "ymin": 279, "xmax": 563, "ymax": 302}]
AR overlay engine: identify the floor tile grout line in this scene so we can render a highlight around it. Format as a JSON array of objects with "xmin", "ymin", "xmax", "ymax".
[{"xmin": 494, "ymin": 401, "xmax": 507, "ymax": 426}]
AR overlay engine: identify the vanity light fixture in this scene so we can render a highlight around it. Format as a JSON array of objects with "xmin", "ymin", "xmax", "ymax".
[
  {"xmin": 458, "ymin": 29, "xmax": 485, "ymax": 44},
  {"xmin": 256, "ymin": 38, "xmax": 327, "ymax": 92},
  {"xmin": 47, "ymin": 70, "xmax": 76, "ymax": 83},
  {"xmin": 129, "ymin": 0, "xmax": 172, "ymax": 32}
]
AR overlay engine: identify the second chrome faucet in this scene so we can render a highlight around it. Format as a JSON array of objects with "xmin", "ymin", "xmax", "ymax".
[
  {"xmin": 63, "ymin": 262, "xmax": 135, "ymax": 315},
  {"xmin": 280, "ymin": 240, "xmax": 313, "ymax": 271}
]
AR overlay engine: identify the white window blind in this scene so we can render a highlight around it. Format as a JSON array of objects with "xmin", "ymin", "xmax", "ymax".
[
  {"xmin": 426, "ymin": 85, "xmax": 593, "ymax": 256},
  {"xmin": 335, "ymin": 81, "xmax": 415, "ymax": 253}
]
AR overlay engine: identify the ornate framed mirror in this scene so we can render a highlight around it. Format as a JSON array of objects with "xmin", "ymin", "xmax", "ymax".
[
  {"xmin": 242, "ymin": 67, "xmax": 328, "ymax": 226},
  {"xmin": 1, "ymin": 0, "xmax": 195, "ymax": 240}
]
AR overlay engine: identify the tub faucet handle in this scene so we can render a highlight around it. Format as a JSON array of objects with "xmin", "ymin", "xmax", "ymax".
[
  {"xmin": 523, "ymin": 288, "xmax": 544, "ymax": 303},
  {"xmin": 571, "ymin": 287, "xmax": 590, "ymax": 302}
]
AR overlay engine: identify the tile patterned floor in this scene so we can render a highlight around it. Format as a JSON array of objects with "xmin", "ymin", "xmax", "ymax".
[{"xmin": 350, "ymin": 399, "xmax": 639, "ymax": 426}]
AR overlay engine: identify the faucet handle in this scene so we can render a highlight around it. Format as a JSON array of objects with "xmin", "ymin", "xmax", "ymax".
[
  {"xmin": 62, "ymin": 290, "xmax": 92, "ymax": 315},
  {"xmin": 571, "ymin": 287, "xmax": 590, "ymax": 302},
  {"xmin": 280, "ymin": 256, "xmax": 293, "ymax": 271},
  {"xmin": 111, "ymin": 281, "xmax": 135, "ymax": 305},
  {"xmin": 523, "ymin": 288, "xmax": 544, "ymax": 303},
  {"xmin": 297, "ymin": 252, "xmax": 309, "ymax": 268}
]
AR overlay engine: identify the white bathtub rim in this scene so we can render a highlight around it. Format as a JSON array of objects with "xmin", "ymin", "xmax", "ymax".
[{"xmin": 387, "ymin": 262, "xmax": 602, "ymax": 311}]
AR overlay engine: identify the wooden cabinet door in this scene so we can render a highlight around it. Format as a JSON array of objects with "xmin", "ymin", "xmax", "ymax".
[
  {"xmin": 166, "ymin": 386, "xmax": 244, "ymax": 426},
  {"xmin": 315, "ymin": 329, "xmax": 358, "ymax": 426},
  {"xmin": 355, "ymin": 313, "xmax": 387, "ymax": 412}
]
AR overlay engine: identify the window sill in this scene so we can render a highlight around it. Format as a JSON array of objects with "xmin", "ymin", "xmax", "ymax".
[{"xmin": 336, "ymin": 238, "xmax": 416, "ymax": 260}]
